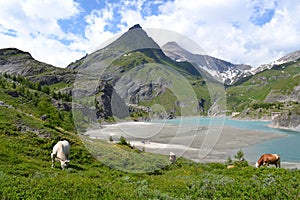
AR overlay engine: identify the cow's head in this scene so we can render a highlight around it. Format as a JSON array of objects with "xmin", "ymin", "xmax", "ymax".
[
  {"xmin": 61, "ymin": 160, "xmax": 70, "ymax": 169},
  {"xmin": 255, "ymin": 162, "xmax": 259, "ymax": 168}
]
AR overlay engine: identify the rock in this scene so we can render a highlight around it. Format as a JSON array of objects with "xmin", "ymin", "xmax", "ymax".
[
  {"xmin": 95, "ymin": 81, "xmax": 129, "ymax": 119},
  {"xmin": 6, "ymin": 90, "xmax": 19, "ymax": 97},
  {"xmin": 169, "ymin": 152, "xmax": 176, "ymax": 164},
  {"xmin": 265, "ymin": 89, "xmax": 293, "ymax": 103},
  {"xmin": 40, "ymin": 115, "xmax": 48, "ymax": 121},
  {"xmin": 0, "ymin": 101, "xmax": 13, "ymax": 109},
  {"xmin": 52, "ymin": 100, "xmax": 72, "ymax": 111},
  {"xmin": 129, "ymin": 24, "xmax": 142, "ymax": 30},
  {"xmin": 271, "ymin": 112, "xmax": 300, "ymax": 130}
]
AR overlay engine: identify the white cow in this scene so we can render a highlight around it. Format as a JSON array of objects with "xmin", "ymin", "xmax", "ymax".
[{"xmin": 51, "ymin": 140, "xmax": 70, "ymax": 169}]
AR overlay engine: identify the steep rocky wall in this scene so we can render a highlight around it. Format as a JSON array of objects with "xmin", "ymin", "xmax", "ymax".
[{"xmin": 271, "ymin": 112, "xmax": 300, "ymax": 131}]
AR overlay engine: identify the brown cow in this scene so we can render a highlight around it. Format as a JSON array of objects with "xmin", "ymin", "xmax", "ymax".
[{"xmin": 255, "ymin": 153, "xmax": 280, "ymax": 168}]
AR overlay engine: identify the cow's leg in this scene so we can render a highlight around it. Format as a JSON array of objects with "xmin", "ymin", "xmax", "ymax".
[{"xmin": 51, "ymin": 153, "xmax": 56, "ymax": 168}]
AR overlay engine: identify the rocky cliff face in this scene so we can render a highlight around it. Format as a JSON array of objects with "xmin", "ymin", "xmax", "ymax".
[
  {"xmin": 0, "ymin": 48, "xmax": 49, "ymax": 75},
  {"xmin": 271, "ymin": 112, "xmax": 300, "ymax": 131},
  {"xmin": 267, "ymin": 84, "xmax": 300, "ymax": 131},
  {"xmin": 265, "ymin": 85, "xmax": 300, "ymax": 103},
  {"xmin": 96, "ymin": 80, "xmax": 129, "ymax": 119}
]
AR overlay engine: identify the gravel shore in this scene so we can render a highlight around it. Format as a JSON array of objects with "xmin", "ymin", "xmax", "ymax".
[{"xmin": 85, "ymin": 121, "xmax": 300, "ymax": 169}]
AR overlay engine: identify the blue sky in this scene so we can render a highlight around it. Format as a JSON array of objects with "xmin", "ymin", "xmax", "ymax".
[{"xmin": 0, "ymin": 0, "xmax": 299, "ymax": 68}]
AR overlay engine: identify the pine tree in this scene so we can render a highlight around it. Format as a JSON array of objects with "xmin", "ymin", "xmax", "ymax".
[{"xmin": 234, "ymin": 149, "xmax": 244, "ymax": 161}]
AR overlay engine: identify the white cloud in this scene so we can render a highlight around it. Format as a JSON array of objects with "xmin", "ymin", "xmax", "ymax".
[
  {"xmin": 0, "ymin": 0, "xmax": 300, "ymax": 68},
  {"xmin": 0, "ymin": 0, "xmax": 79, "ymax": 37},
  {"xmin": 122, "ymin": 0, "xmax": 300, "ymax": 67},
  {"xmin": 21, "ymin": 0, "xmax": 79, "ymax": 20},
  {"xmin": 0, "ymin": 0, "xmax": 82, "ymax": 67}
]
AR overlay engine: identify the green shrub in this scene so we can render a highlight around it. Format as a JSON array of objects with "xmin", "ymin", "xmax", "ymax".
[
  {"xmin": 234, "ymin": 149, "xmax": 245, "ymax": 161},
  {"xmin": 225, "ymin": 156, "xmax": 233, "ymax": 166},
  {"xmin": 118, "ymin": 136, "xmax": 131, "ymax": 147}
]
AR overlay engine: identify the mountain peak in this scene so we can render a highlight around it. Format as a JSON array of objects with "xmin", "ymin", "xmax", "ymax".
[
  {"xmin": 107, "ymin": 24, "xmax": 160, "ymax": 52},
  {"xmin": 67, "ymin": 24, "xmax": 161, "ymax": 70},
  {"xmin": 129, "ymin": 24, "xmax": 142, "ymax": 30},
  {"xmin": 162, "ymin": 41, "xmax": 187, "ymax": 53},
  {"xmin": 161, "ymin": 41, "xmax": 192, "ymax": 62},
  {"xmin": 163, "ymin": 41, "xmax": 179, "ymax": 46}
]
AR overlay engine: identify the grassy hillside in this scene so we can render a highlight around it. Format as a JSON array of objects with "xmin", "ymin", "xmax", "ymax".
[
  {"xmin": 0, "ymin": 74, "xmax": 74, "ymax": 131},
  {"xmin": 1, "ymin": 125, "xmax": 300, "ymax": 199},
  {"xmin": 227, "ymin": 60, "xmax": 300, "ymax": 118}
]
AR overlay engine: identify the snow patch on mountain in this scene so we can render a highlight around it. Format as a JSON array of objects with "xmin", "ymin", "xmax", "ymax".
[
  {"xmin": 252, "ymin": 50, "xmax": 300, "ymax": 74},
  {"xmin": 162, "ymin": 42, "xmax": 252, "ymax": 85}
]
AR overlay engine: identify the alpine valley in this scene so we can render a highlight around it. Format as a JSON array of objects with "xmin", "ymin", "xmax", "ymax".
[
  {"xmin": 1, "ymin": 24, "xmax": 300, "ymax": 199},
  {"xmin": 1, "ymin": 24, "xmax": 299, "ymax": 131}
]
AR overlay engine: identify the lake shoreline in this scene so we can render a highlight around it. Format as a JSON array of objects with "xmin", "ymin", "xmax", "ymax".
[
  {"xmin": 233, "ymin": 116, "xmax": 300, "ymax": 133},
  {"xmin": 85, "ymin": 119, "xmax": 300, "ymax": 169}
]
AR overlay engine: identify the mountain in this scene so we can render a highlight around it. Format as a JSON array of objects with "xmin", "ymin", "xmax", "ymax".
[
  {"xmin": 0, "ymin": 25, "xmax": 212, "ymax": 134},
  {"xmin": 68, "ymin": 24, "xmax": 214, "ymax": 126},
  {"xmin": 68, "ymin": 24, "xmax": 160, "ymax": 71},
  {"xmin": 252, "ymin": 50, "xmax": 300, "ymax": 74},
  {"xmin": 227, "ymin": 56, "xmax": 300, "ymax": 130},
  {"xmin": 162, "ymin": 42, "xmax": 252, "ymax": 85},
  {"xmin": 0, "ymin": 48, "xmax": 75, "ymax": 85}
]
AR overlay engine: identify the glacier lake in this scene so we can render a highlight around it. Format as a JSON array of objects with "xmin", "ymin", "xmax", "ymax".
[{"xmin": 161, "ymin": 117, "xmax": 300, "ymax": 163}]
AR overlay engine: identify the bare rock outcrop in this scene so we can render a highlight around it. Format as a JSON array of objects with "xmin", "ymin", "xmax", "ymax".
[{"xmin": 271, "ymin": 112, "xmax": 300, "ymax": 131}]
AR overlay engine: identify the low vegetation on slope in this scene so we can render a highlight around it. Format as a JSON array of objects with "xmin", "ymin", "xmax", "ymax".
[
  {"xmin": 1, "ymin": 124, "xmax": 300, "ymax": 199},
  {"xmin": 0, "ymin": 74, "xmax": 74, "ymax": 132},
  {"xmin": 227, "ymin": 60, "xmax": 300, "ymax": 119}
]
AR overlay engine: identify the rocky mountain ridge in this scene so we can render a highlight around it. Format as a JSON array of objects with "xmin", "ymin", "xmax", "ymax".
[
  {"xmin": 0, "ymin": 48, "xmax": 75, "ymax": 85},
  {"xmin": 251, "ymin": 50, "xmax": 300, "ymax": 74},
  {"xmin": 162, "ymin": 41, "xmax": 252, "ymax": 85}
]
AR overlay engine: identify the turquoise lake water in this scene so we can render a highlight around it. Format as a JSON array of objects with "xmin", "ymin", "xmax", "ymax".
[{"xmin": 160, "ymin": 117, "xmax": 300, "ymax": 163}]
